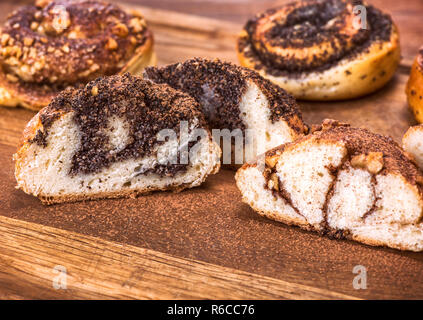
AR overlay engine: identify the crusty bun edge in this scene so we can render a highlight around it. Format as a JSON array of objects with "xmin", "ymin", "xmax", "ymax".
[
  {"xmin": 238, "ymin": 25, "xmax": 401, "ymax": 101},
  {"xmin": 406, "ymin": 58, "xmax": 423, "ymax": 123}
]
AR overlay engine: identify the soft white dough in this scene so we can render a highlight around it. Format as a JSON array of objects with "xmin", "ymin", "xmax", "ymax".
[
  {"xmin": 15, "ymin": 112, "xmax": 221, "ymax": 199},
  {"xmin": 239, "ymin": 81, "xmax": 295, "ymax": 163}
]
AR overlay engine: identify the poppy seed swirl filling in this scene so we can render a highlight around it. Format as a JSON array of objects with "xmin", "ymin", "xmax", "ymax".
[
  {"xmin": 239, "ymin": 0, "xmax": 393, "ymax": 76},
  {"xmin": 144, "ymin": 58, "xmax": 306, "ymax": 134},
  {"xmin": 30, "ymin": 74, "xmax": 209, "ymax": 177},
  {"xmin": 0, "ymin": 0, "xmax": 151, "ymax": 88}
]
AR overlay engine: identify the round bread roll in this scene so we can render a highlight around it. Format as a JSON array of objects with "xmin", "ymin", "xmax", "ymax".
[
  {"xmin": 14, "ymin": 73, "xmax": 221, "ymax": 204},
  {"xmin": 237, "ymin": 0, "xmax": 400, "ymax": 101},
  {"xmin": 406, "ymin": 48, "xmax": 423, "ymax": 123},
  {"xmin": 144, "ymin": 58, "xmax": 309, "ymax": 165},
  {"xmin": 0, "ymin": 0, "xmax": 156, "ymax": 111},
  {"xmin": 236, "ymin": 120, "xmax": 423, "ymax": 251}
]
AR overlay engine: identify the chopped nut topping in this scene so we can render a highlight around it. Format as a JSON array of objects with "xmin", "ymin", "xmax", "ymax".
[
  {"xmin": 33, "ymin": 61, "xmax": 43, "ymax": 70},
  {"xmin": 1, "ymin": 34, "xmax": 10, "ymax": 46},
  {"xmin": 29, "ymin": 48, "xmax": 37, "ymax": 59},
  {"xmin": 67, "ymin": 31, "xmax": 79, "ymax": 39},
  {"xmin": 34, "ymin": 11, "xmax": 42, "ymax": 20},
  {"xmin": 0, "ymin": 0, "xmax": 151, "ymax": 86},
  {"xmin": 106, "ymin": 38, "xmax": 118, "ymax": 50},
  {"xmin": 23, "ymin": 37, "xmax": 34, "ymax": 47},
  {"xmin": 30, "ymin": 21, "xmax": 39, "ymax": 31},
  {"xmin": 112, "ymin": 23, "xmax": 129, "ymax": 38},
  {"xmin": 91, "ymin": 86, "xmax": 99, "ymax": 96},
  {"xmin": 91, "ymin": 63, "xmax": 100, "ymax": 72},
  {"xmin": 129, "ymin": 18, "xmax": 143, "ymax": 33},
  {"xmin": 35, "ymin": 0, "xmax": 50, "ymax": 7},
  {"xmin": 6, "ymin": 73, "xmax": 18, "ymax": 82},
  {"xmin": 14, "ymin": 46, "xmax": 23, "ymax": 58},
  {"xmin": 129, "ymin": 36, "xmax": 137, "ymax": 45},
  {"xmin": 36, "ymin": 25, "xmax": 44, "ymax": 34},
  {"xmin": 20, "ymin": 65, "xmax": 29, "ymax": 74},
  {"xmin": 351, "ymin": 152, "xmax": 384, "ymax": 174}
]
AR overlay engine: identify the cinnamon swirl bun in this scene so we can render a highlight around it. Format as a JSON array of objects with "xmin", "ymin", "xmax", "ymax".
[
  {"xmin": 237, "ymin": 0, "xmax": 400, "ymax": 101},
  {"xmin": 236, "ymin": 120, "xmax": 423, "ymax": 251},
  {"xmin": 0, "ymin": 0, "xmax": 155, "ymax": 111},
  {"xmin": 406, "ymin": 48, "xmax": 423, "ymax": 123}
]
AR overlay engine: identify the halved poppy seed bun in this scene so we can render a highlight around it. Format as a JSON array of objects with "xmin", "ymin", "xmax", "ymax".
[
  {"xmin": 237, "ymin": 0, "xmax": 400, "ymax": 101},
  {"xmin": 14, "ymin": 74, "xmax": 221, "ymax": 204},
  {"xmin": 144, "ymin": 58, "xmax": 308, "ymax": 165},
  {"xmin": 0, "ymin": 0, "xmax": 156, "ymax": 110},
  {"xmin": 236, "ymin": 120, "xmax": 423, "ymax": 251}
]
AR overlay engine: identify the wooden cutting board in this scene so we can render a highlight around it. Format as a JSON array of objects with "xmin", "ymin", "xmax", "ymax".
[{"xmin": 0, "ymin": 4, "xmax": 422, "ymax": 300}]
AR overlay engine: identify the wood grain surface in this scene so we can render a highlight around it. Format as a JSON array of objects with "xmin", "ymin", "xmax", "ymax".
[
  {"xmin": 0, "ymin": 215, "xmax": 359, "ymax": 300},
  {"xmin": 0, "ymin": 0, "xmax": 422, "ymax": 300}
]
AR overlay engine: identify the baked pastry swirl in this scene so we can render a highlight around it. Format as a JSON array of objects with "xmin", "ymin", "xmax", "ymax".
[
  {"xmin": 406, "ymin": 48, "xmax": 423, "ymax": 123},
  {"xmin": 236, "ymin": 120, "xmax": 423, "ymax": 251},
  {"xmin": 144, "ymin": 58, "xmax": 308, "ymax": 165},
  {"xmin": 237, "ymin": 0, "xmax": 400, "ymax": 100},
  {"xmin": 14, "ymin": 74, "xmax": 221, "ymax": 204},
  {"xmin": 0, "ymin": 0, "xmax": 155, "ymax": 110}
]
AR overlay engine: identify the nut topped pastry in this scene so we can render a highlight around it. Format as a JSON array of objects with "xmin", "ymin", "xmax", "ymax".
[
  {"xmin": 0, "ymin": 0, "xmax": 155, "ymax": 110},
  {"xmin": 236, "ymin": 120, "xmax": 423, "ymax": 251},
  {"xmin": 237, "ymin": 0, "xmax": 400, "ymax": 101}
]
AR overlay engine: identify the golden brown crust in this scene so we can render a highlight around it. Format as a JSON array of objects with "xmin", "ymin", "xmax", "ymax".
[
  {"xmin": 406, "ymin": 53, "xmax": 423, "ymax": 123},
  {"xmin": 0, "ymin": 0, "xmax": 155, "ymax": 110},
  {"xmin": 14, "ymin": 106, "xmax": 66, "ymax": 184},
  {"xmin": 237, "ymin": 0, "xmax": 401, "ymax": 101},
  {"xmin": 33, "ymin": 175, "xmax": 213, "ymax": 205}
]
